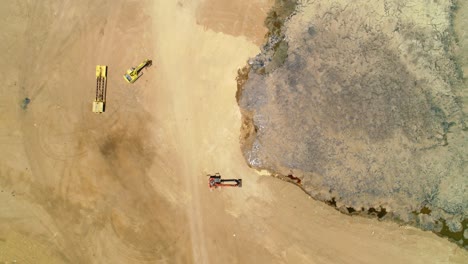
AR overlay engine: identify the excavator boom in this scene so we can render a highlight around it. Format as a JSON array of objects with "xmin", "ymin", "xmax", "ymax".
[{"xmin": 135, "ymin": 60, "xmax": 151, "ymax": 72}]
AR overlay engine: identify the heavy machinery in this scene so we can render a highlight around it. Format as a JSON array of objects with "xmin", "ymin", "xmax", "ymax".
[
  {"xmin": 123, "ymin": 59, "xmax": 152, "ymax": 83},
  {"xmin": 208, "ymin": 173, "xmax": 242, "ymax": 189},
  {"xmin": 93, "ymin": 65, "xmax": 107, "ymax": 113}
]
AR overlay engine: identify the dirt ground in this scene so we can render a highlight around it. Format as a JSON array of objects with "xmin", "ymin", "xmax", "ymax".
[{"xmin": 0, "ymin": 0, "xmax": 467, "ymax": 263}]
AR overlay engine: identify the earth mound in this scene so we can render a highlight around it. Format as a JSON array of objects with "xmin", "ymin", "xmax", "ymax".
[{"xmin": 238, "ymin": 0, "xmax": 467, "ymax": 246}]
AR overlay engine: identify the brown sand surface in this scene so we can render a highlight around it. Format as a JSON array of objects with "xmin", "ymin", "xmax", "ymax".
[
  {"xmin": 0, "ymin": 0, "xmax": 466, "ymax": 263},
  {"xmin": 196, "ymin": 0, "xmax": 274, "ymax": 45}
]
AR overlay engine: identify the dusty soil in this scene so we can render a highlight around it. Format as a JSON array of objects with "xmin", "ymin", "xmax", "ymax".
[
  {"xmin": 0, "ymin": 0, "xmax": 467, "ymax": 263},
  {"xmin": 196, "ymin": 0, "xmax": 273, "ymax": 45}
]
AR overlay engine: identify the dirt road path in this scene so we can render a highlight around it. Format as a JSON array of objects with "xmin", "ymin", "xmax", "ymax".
[{"xmin": 0, "ymin": 0, "xmax": 467, "ymax": 263}]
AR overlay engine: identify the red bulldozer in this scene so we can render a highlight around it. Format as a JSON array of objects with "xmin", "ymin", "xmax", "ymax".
[{"xmin": 208, "ymin": 173, "xmax": 242, "ymax": 189}]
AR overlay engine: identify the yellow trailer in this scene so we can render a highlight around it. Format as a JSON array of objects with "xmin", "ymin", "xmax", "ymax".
[{"xmin": 93, "ymin": 65, "xmax": 107, "ymax": 113}]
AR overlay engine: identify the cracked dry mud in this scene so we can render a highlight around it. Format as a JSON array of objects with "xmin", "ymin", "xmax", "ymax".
[{"xmin": 239, "ymin": 0, "xmax": 467, "ymax": 247}]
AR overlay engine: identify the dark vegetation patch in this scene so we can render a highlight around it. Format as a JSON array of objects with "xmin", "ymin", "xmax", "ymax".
[
  {"xmin": 265, "ymin": 40, "xmax": 289, "ymax": 74},
  {"xmin": 21, "ymin": 97, "xmax": 31, "ymax": 110},
  {"xmin": 235, "ymin": 66, "xmax": 250, "ymax": 102},
  {"xmin": 368, "ymin": 207, "xmax": 387, "ymax": 219},
  {"xmin": 411, "ymin": 207, "xmax": 467, "ymax": 247},
  {"xmin": 326, "ymin": 197, "xmax": 337, "ymax": 207},
  {"xmin": 248, "ymin": 0, "xmax": 297, "ymax": 74},
  {"xmin": 264, "ymin": 0, "xmax": 297, "ymax": 38},
  {"xmin": 439, "ymin": 219, "xmax": 467, "ymax": 246},
  {"xmin": 420, "ymin": 206, "xmax": 432, "ymax": 215}
]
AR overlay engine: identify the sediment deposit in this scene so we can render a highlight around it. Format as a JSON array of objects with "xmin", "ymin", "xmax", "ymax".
[{"xmin": 239, "ymin": 0, "xmax": 467, "ymax": 246}]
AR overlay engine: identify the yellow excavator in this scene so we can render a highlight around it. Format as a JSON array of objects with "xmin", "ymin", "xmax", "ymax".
[{"xmin": 123, "ymin": 59, "xmax": 152, "ymax": 83}]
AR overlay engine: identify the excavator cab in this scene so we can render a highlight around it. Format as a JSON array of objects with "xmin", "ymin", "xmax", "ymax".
[{"xmin": 123, "ymin": 59, "xmax": 152, "ymax": 83}]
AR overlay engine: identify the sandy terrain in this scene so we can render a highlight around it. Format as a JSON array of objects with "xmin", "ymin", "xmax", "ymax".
[
  {"xmin": 0, "ymin": 0, "xmax": 467, "ymax": 263},
  {"xmin": 196, "ymin": 0, "xmax": 273, "ymax": 45}
]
